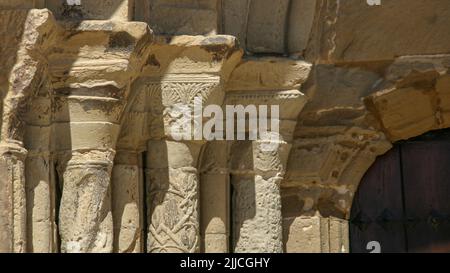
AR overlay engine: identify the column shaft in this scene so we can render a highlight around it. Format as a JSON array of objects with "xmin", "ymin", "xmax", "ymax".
[
  {"xmin": 58, "ymin": 150, "xmax": 114, "ymax": 253},
  {"xmin": 232, "ymin": 174, "xmax": 283, "ymax": 252},
  {"xmin": 0, "ymin": 141, "xmax": 27, "ymax": 253},
  {"xmin": 146, "ymin": 140, "xmax": 203, "ymax": 253},
  {"xmin": 232, "ymin": 141, "xmax": 291, "ymax": 253},
  {"xmin": 200, "ymin": 142, "xmax": 230, "ymax": 253},
  {"xmin": 25, "ymin": 153, "xmax": 57, "ymax": 253},
  {"xmin": 112, "ymin": 151, "xmax": 144, "ymax": 253}
]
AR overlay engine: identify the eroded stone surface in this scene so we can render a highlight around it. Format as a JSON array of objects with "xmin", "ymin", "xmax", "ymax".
[{"xmin": 1, "ymin": 1, "xmax": 450, "ymax": 254}]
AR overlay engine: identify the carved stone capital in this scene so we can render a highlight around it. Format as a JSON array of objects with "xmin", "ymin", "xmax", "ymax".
[
  {"xmin": 230, "ymin": 140, "xmax": 292, "ymax": 178},
  {"xmin": 144, "ymin": 76, "xmax": 223, "ymax": 141},
  {"xmin": 49, "ymin": 20, "xmax": 153, "ymax": 91}
]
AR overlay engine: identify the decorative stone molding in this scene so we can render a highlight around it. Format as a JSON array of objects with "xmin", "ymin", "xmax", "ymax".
[
  {"xmin": 3, "ymin": 2, "xmax": 450, "ymax": 254},
  {"xmin": 286, "ymin": 127, "xmax": 392, "ymax": 190},
  {"xmin": 143, "ymin": 75, "xmax": 222, "ymax": 253},
  {"xmin": 130, "ymin": 35, "xmax": 241, "ymax": 253}
]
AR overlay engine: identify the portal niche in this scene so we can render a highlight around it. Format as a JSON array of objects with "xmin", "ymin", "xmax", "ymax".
[{"xmin": 350, "ymin": 129, "xmax": 450, "ymax": 253}]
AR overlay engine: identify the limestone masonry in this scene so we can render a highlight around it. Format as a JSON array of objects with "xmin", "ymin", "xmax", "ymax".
[{"xmin": 0, "ymin": 0, "xmax": 449, "ymax": 253}]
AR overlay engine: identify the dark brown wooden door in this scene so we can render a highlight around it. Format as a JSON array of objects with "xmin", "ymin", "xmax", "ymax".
[{"xmin": 350, "ymin": 138, "xmax": 450, "ymax": 253}]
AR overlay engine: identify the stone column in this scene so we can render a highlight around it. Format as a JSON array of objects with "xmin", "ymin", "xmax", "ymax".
[
  {"xmin": 0, "ymin": 141, "xmax": 28, "ymax": 253},
  {"xmin": 24, "ymin": 93, "xmax": 57, "ymax": 253},
  {"xmin": 54, "ymin": 87, "xmax": 122, "ymax": 253},
  {"xmin": 58, "ymin": 149, "xmax": 115, "ymax": 253},
  {"xmin": 48, "ymin": 20, "xmax": 151, "ymax": 253},
  {"xmin": 25, "ymin": 152, "xmax": 57, "ymax": 253},
  {"xmin": 225, "ymin": 58, "xmax": 311, "ymax": 253},
  {"xmin": 231, "ymin": 140, "xmax": 291, "ymax": 253},
  {"xmin": 112, "ymin": 150, "xmax": 144, "ymax": 253},
  {"xmin": 146, "ymin": 140, "xmax": 203, "ymax": 253},
  {"xmin": 140, "ymin": 36, "xmax": 240, "ymax": 253},
  {"xmin": 0, "ymin": 9, "xmax": 57, "ymax": 253},
  {"xmin": 200, "ymin": 141, "xmax": 229, "ymax": 253}
]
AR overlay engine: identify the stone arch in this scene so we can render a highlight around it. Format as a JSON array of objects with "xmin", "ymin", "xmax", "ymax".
[
  {"xmin": 354, "ymin": 55, "xmax": 450, "ymax": 208},
  {"xmin": 282, "ymin": 54, "xmax": 450, "ymax": 253},
  {"xmin": 349, "ymin": 128, "xmax": 450, "ymax": 253}
]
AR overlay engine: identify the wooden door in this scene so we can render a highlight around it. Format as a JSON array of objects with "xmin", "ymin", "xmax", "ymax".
[{"xmin": 350, "ymin": 137, "xmax": 450, "ymax": 253}]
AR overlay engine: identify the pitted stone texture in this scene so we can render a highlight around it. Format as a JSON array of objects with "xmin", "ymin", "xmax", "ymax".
[
  {"xmin": 281, "ymin": 186, "xmax": 349, "ymax": 253},
  {"xmin": 231, "ymin": 141, "xmax": 292, "ymax": 253},
  {"xmin": 232, "ymin": 175, "xmax": 283, "ymax": 253},
  {"xmin": 1, "ymin": 9, "xmax": 57, "ymax": 142},
  {"xmin": 365, "ymin": 55, "xmax": 450, "ymax": 141},
  {"xmin": 4, "ymin": 0, "xmax": 450, "ymax": 255},
  {"xmin": 58, "ymin": 150, "xmax": 114, "ymax": 253},
  {"xmin": 142, "ymin": 35, "xmax": 241, "ymax": 78}
]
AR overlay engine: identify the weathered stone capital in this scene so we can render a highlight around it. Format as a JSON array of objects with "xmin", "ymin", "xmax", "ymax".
[
  {"xmin": 253, "ymin": 140, "xmax": 292, "ymax": 179},
  {"xmin": 144, "ymin": 75, "xmax": 224, "ymax": 141},
  {"xmin": 49, "ymin": 20, "xmax": 153, "ymax": 91},
  {"xmin": 230, "ymin": 140, "xmax": 292, "ymax": 179},
  {"xmin": 0, "ymin": 140, "xmax": 28, "ymax": 160}
]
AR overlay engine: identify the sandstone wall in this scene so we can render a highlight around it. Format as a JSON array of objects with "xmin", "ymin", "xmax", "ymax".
[{"xmin": 0, "ymin": 0, "xmax": 449, "ymax": 253}]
